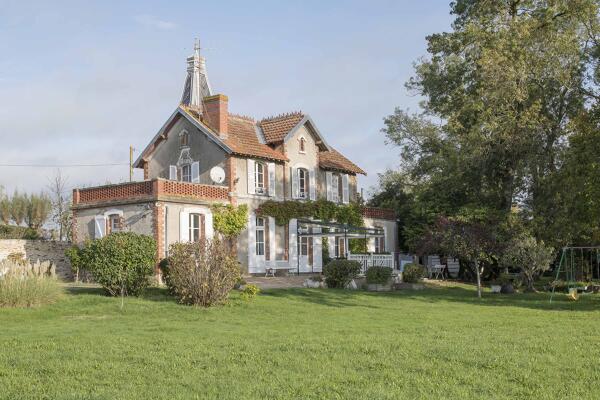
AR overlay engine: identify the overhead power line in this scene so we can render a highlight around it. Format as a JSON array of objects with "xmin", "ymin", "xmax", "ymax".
[{"xmin": 0, "ymin": 163, "xmax": 129, "ymax": 168}]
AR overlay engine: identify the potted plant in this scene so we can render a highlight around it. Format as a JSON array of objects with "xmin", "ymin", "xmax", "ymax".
[
  {"xmin": 366, "ymin": 266, "xmax": 393, "ymax": 291},
  {"xmin": 399, "ymin": 263, "xmax": 426, "ymax": 290}
]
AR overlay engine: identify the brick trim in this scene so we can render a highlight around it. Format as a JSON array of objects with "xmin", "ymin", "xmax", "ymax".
[{"xmin": 361, "ymin": 206, "xmax": 396, "ymax": 221}]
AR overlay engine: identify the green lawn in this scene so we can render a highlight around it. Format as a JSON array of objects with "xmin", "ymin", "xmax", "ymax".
[{"xmin": 1, "ymin": 284, "xmax": 599, "ymax": 400}]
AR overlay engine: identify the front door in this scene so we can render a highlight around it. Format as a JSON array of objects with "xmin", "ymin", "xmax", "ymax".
[{"xmin": 299, "ymin": 235, "xmax": 313, "ymax": 272}]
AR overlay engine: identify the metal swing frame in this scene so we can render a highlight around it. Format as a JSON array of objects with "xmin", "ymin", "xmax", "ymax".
[{"xmin": 549, "ymin": 246, "xmax": 600, "ymax": 303}]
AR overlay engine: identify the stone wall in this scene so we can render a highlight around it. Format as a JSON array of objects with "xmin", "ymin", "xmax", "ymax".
[{"xmin": 0, "ymin": 240, "xmax": 73, "ymax": 280}]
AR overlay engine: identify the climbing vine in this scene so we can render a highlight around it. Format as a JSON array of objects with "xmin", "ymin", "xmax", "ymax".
[
  {"xmin": 211, "ymin": 204, "xmax": 248, "ymax": 238},
  {"xmin": 256, "ymin": 199, "xmax": 363, "ymax": 226}
]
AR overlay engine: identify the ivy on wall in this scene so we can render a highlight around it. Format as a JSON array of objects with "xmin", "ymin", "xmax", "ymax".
[
  {"xmin": 256, "ymin": 199, "xmax": 363, "ymax": 227},
  {"xmin": 211, "ymin": 204, "xmax": 248, "ymax": 238}
]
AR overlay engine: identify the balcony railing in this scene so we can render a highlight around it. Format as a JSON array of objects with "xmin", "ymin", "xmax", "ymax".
[{"xmin": 73, "ymin": 179, "xmax": 229, "ymax": 206}]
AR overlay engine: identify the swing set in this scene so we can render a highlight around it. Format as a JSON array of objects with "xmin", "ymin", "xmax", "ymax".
[{"xmin": 550, "ymin": 246, "xmax": 600, "ymax": 302}]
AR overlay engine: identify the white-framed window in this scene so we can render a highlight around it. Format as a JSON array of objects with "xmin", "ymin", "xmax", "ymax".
[
  {"xmin": 298, "ymin": 168, "xmax": 309, "ymax": 199},
  {"xmin": 181, "ymin": 164, "xmax": 192, "ymax": 182},
  {"xmin": 255, "ymin": 162, "xmax": 266, "ymax": 195},
  {"xmin": 256, "ymin": 217, "xmax": 265, "ymax": 255},
  {"xmin": 375, "ymin": 234, "xmax": 385, "ymax": 253},
  {"xmin": 179, "ymin": 130, "xmax": 189, "ymax": 147},
  {"xmin": 189, "ymin": 213, "xmax": 203, "ymax": 242},
  {"xmin": 334, "ymin": 236, "xmax": 346, "ymax": 258},
  {"xmin": 331, "ymin": 174, "xmax": 340, "ymax": 203},
  {"xmin": 107, "ymin": 214, "xmax": 121, "ymax": 234},
  {"xmin": 300, "ymin": 236, "xmax": 309, "ymax": 256},
  {"xmin": 299, "ymin": 137, "xmax": 306, "ymax": 153}
]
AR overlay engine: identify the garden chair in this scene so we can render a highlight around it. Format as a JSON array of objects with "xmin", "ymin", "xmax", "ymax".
[{"xmin": 432, "ymin": 264, "xmax": 445, "ymax": 280}]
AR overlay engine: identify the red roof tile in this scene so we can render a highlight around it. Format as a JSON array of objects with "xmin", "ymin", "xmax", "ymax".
[
  {"xmin": 258, "ymin": 112, "xmax": 304, "ymax": 143},
  {"xmin": 319, "ymin": 148, "xmax": 366, "ymax": 175}
]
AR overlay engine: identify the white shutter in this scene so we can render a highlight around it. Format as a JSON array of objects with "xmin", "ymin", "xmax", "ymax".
[
  {"xmin": 289, "ymin": 219, "xmax": 298, "ymax": 270},
  {"xmin": 291, "ymin": 167, "xmax": 299, "ymax": 199},
  {"xmin": 268, "ymin": 162, "xmax": 276, "ymax": 197},
  {"xmin": 367, "ymin": 234, "xmax": 376, "ymax": 253},
  {"xmin": 342, "ymin": 174, "xmax": 349, "ymax": 204},
  {"xmin": 247, "ymin": 159, "xmax": 256, "ymax": 194},
  {"xmin": 191, "ymin": 161, "xmax": 200, "ymax": 183},
  {"xmin": 326, "ymin": 171, "xmax": 333, "ymax": 201},
  {"xmin": 205, "ymin": 212, "xmax": 214, "ymax": 240},
  {"xmin": 328, "ymin": 232, "xmax": 336, "ymax": 258},
  {"xmin": 94, "ymin": 215, "xmax": 106, "ymax": 239},
  {"xmin": 268, "ymin": 217, "xmax": 275, "ymax": 266},
  {"xmin": 309, "ymin": 169, "xmax": 316, "ymax": 200},
  {"xmin": 247, "ymin": 213, "xmax": 256, "ymax": 272},
  {"xmin": 382, "ymin": 225, "xmax": 388, "ymax": 253},
  {"xmin": 179, "ymin": 211, "xmax": 189, "ymax": 242},
  {"xmin": 169, "ymin": 165, "xmax": 177, "ymax": 181},
  {"xmin": 313, "ymin": 227, "xmax": 322, "ymax": 271}
]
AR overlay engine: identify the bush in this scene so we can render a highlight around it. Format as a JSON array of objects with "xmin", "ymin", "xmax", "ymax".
[
  {"xmin": 0, "ymin": 225, "xmax": 40, "ymax": 239},
  {"xmin": 65, "ymin": 246, "xmax": 84, "ymax": 282},
  {"xmin": 323, "ymin": 259, "xmax": 361, "ymax": 288},
  {"xmin": 366, "ymin": 266, "xmax": 393, "ymax": 284},
  {"xmin": 80, "ymin": 232, "xmax": 156, "ymax": 296},
  {"xmin": 241, "ymin": 284, "xmax": 260, "ymax": 301},
  {"xmin": 403, "ymin": 263, "xmax": 426, "ymax": 283},
  {"xmin": 0, "ymin": 259, "xmax": 62, "ymax": 308},
  {"xmin": 167, "ymin": 239, "xmax": 240, "ymax": 307}
]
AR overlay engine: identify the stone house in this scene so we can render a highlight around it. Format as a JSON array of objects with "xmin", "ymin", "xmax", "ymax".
[{"xmin": 71, "ymin": 41, "xmax": 397, "ymax": 275}]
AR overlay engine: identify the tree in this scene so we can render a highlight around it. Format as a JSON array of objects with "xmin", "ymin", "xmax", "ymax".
[
  {"xmin": 9, "ymin": 191, "xmax": 27, "ymax": 226},
  {"xmin": 47, "ymin": 170, "xmax": 72, "ymax": 241},
  {"xmin": 500, "ymin": 234, "xmax": 554, "ymax": 292},
  {"xmin": 24, "ymin": 193, "xmax": 52, "ymax": 230},
  {"xmin": 371, "ymin": 0, "xmax": 600, "ymax": 251},
  {"xmin": 0, "ymin": 188, "xmax": 9, "ymax": 225},
  {"xmin": 418, "ymin": 211, "xmax": 499, "ymax": 298}
]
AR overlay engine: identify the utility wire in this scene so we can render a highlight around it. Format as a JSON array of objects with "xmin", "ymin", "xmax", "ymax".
[{"xmin": 0, "ymin": 163, "xmax": 129, "ymax": 167}]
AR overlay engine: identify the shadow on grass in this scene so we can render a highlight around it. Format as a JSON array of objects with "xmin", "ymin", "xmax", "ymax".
[
  {"xmin": 262, "ymin": 286, "xmax": 600, "ymax": 312},
  {"xmin": 63, "ymin": 284, "xmax": 176, "ymax": 303}
]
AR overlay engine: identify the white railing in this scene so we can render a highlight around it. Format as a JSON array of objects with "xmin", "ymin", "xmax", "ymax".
[{"xmin": 348, "ymin": 253, "xmax": 395, "ymax": 273}]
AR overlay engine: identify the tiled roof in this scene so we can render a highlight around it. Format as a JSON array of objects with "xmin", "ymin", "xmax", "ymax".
[
  {"xmin": 319, "ymin": 148, "xmax": 366, "ymax": 175},
  {"xmin": 258, "ymin": 112, "xmax": 304, "ymax": 143},
  {"xmin": 224, "ymin": 116, "xmax": 287, "ymax": 162}
]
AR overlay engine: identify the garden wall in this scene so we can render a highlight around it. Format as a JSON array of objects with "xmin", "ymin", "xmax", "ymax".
[{"xmin": 0, "ymin": 240, "xmax": 72, "ymax": 280}]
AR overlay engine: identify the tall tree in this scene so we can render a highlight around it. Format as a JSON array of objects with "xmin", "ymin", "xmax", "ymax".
[{"xmin": 47, "ymin": 170, "xmax": 72, "ymax": 241}]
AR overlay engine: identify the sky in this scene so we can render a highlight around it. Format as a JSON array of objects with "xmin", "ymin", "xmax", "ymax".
[{"xmin": 0, "ymin": 0, "xmax": 453, "ymax": 198}]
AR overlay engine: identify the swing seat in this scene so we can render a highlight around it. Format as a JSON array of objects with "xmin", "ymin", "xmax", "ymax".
[{"xmin": 567, "ymin": 288, "xmax": 579, "ymax": 301}]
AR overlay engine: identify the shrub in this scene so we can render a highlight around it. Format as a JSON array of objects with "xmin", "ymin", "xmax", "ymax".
[
  {"xmin": 323, "ymin": 259, "xmax": 361, "ymax": 288},
  {"xmin": 241, "ymin": 284, "xmax": 260, "ymax": 301},
  {"xmin": 366, "ymin": 266, "xmax": 393, "ymax": 285},
  {"xmin": 80, "ymin": 232, "xmax": 156, "ymax": 296},
  {"xmin": 0, "ymin": 225, "xmax": 40, "ymax": 239},
  {"xmin": 0, "ymin": 259, "xmax": 62, "ymax": 308},
  {"xmin": 167, "ymin": 239, "xmax": 240, "ymax": 307},
  {"xmin": 403, "ymin": 263, "xmax": 426, "ymax": 283},
  {"xmin": 65, "ymin": 246, "xmax": 84, "ymax": 282}
]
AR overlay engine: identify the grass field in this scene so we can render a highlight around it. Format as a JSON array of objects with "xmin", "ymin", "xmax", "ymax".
[{"xmin": 1, "ymin": 283, "xmax": 600, "ymax": 399}]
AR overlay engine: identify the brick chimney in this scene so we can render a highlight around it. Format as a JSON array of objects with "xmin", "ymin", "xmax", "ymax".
[{"xmin": 203, "ymin": 94, "xmax": 228, "ymax": 138}]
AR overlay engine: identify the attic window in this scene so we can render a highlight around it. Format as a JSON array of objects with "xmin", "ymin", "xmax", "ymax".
[
  {"xmin": 299, "ymin": 137, "xmax": 306, "ymax": 154},
  {"xmin": 179, "ymin": 130, "xmax": 189, "ymax": 147}
]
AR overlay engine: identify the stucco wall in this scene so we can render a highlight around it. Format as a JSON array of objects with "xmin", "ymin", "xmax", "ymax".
[
  {"xmin": 73, "ymin": 203, "xmax": 155, "ymax": 244},
  {"xmin": 147, "ymin": 117, "xmax": 229, "ymax": 185},
  {"xmin": 0, "ymin": 240, "xmax": 73, "ymax": 280},
  {"xmin": 363, "ymin": 217, "xmax": 398, "ymax": 253}
]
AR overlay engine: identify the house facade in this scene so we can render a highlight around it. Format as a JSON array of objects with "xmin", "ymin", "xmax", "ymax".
[{"xmin": 71, "ymin": 42, "xmax": 398, "ymax": 275}]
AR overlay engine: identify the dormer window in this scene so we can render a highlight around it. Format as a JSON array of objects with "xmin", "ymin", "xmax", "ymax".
[
  {"xmin": 255, "ymin": 161, "xmax": 266, "ymax": 194},
  {"xmin": 179, "ymin": 130, "xmax": 189, "ymax": 147},
  {"xmin": 299, "ymin": 137, "xmax": 306, "ymax": 153}
]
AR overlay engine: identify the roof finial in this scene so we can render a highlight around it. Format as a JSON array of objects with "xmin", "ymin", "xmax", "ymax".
[
  {"xmin": 194, "ymin": 38, "xmax": 201, "ymax": 54},
  {"xmin": 180, "ymin": 38, "xmax": 212, "ymax": 112}
]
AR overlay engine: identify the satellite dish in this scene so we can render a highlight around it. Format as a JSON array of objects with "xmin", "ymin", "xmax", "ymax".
[{"xmin": 210, "ymin": 166, "xmax": 226, "ymax": 184}]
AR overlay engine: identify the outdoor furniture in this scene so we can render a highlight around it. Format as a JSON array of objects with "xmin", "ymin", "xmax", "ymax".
[{"xmin": 431, "ymin": 264, "xmax": 446, "ymax": 280}]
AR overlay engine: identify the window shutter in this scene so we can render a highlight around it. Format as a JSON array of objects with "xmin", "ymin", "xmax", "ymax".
[
  {"xmin": 268, "ymin": 217, "xmax": 275, "ymax": 263},
  {"xmin": 291, "ymin": 167, "xmax": 299, "ymax": 199},
  {"xmin": 328, "ymin": 233, "xmax": 336, "ymax": 258},
  {"xmin": 179, "ymin": 211, "xmax": 189, "ymax": 242},
  {"xmin": 191, "ymin": 161, "xmax": 200, "ymax": 183},
  {"xmin": 313, "ymin": 227, "xmax": 322, "ymax": 271},
  {"xmin": 265, "ymin": 219, "xmax": 270, "ymax": 261},
  {"xmin": 247, "ymin": 159, "xmax": 256, "ymax": 194},
  {"xmin": 342, "ymin": 174, "xmax": 349, "ymax": 204},
  {"xmin": 169, "ymin": 165, "xmax": 177, "ymax": 181},
  {"xmin": 204, "ymin": 212, "xmax": 214, "ymax": 240},
  {"xmin": 326, "ymin": 172, "xmax": 333, "ymax": 201},
  {"xmin": 309, "ymin": 169, "xmax": 316, "ymax": 200},
  {"xmin": 94, "ymin": 215, "xmax": 106, "ymax": 239},
  {"xmin": 267, "ymin": 163, "xmax": 276, "ymax": 197},
  {"xmin": 289, "ymin": 219, "xmax": 298, "ymax": 270},
  {"xmin": 247, "ymin": 213, "xmax": 256, "ymax": 272}
]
